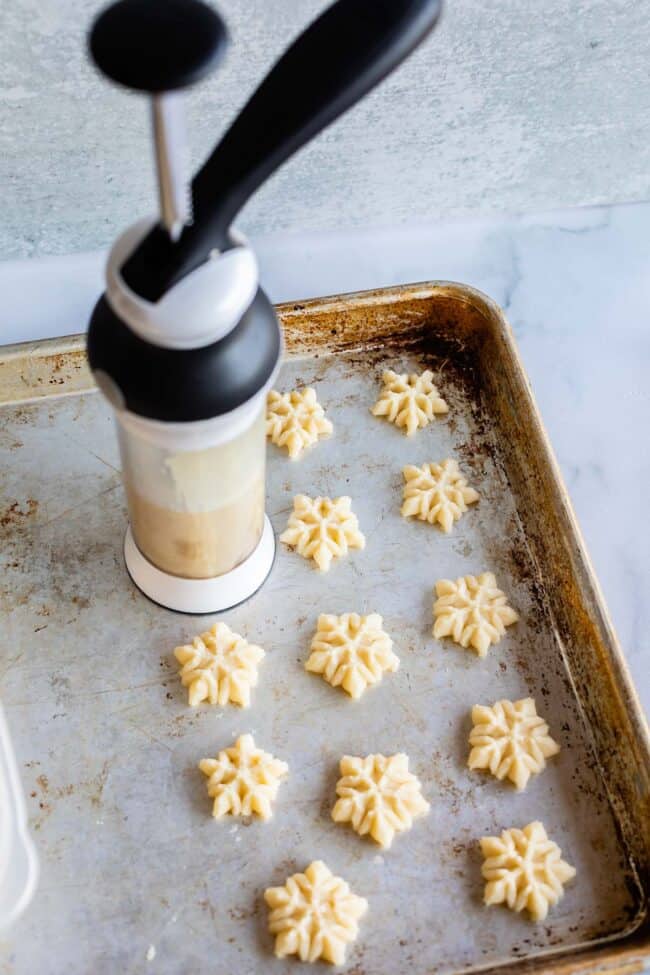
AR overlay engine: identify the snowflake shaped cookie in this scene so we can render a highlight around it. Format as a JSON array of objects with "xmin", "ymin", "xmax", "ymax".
[
  {"xmin": 267, "ymin": 388, "xmax": 333, "ymax": 459},
  {"xmin": 265, "ymin": 860, "xmax": 368, "ymax": 965},
  {"xmin": 401, "ymin": 459, "xmax": 479, "ymax": 532},
  {"xmin": 332, "ymin": 753, "xmax": 429, "ymax": 848},
  {"xmin": 199, "ymin": 734, "xmax": 288, "ymax": 820},
  {"xmin": 306, "ymin": 613, "xmax": 399, "ymax": 699},
  {"xmin": 174, "ymin": 622, "xmax": 264, "ymax": 707},
  {"xmin": 481, "ymin": 821, "xmax": 576, "ymax": 922},
  {"xmin": 468, "ymin": 698, "xmax": 560, "ymax": 790},
  {"xmin": 280, "ymin": 495, "xmax": 365, "ymax": 571},
  {"xmin": 371, "ymin": 369, "xmax": 448, "ymax": 436},
  {"xmin": 433, "ymin": 572, "xmax": 518, "ymax": 657}
]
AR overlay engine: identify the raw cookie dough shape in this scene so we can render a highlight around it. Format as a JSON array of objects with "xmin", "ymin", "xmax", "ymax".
[
  {"xmin": 174, "ymin": 622, "xmax": 264, "ymax": 707},
  {"xmin": 433, "ymin": 572, "xmax": 519, "ymax": 657},
  {"xmin": 468, "ymin": 697, "xmax": 560, "ymax": 790},
  {"xmin": 371, "ymin": 369, "xmax": 448, "ymax": 436},
  {"xmin": 265, "ymin": 860, "xmax": 368, "ymax": 965},
  {"xmin": 199, "ymin": 734, "xmax": 288, "ymax": 820},
  {"xmin": 306, "ymin": 613, "xmax": 399, "ymax": 699},
  {"xmin": 401, "ymin": 459, "xmax": 479, "ymax": 532},
  {"xmin": 267, "ymin": 388, "xmax": 333, "ymax": 459},
  {"xmin": 481, "ymin": 821, "xmax": 576, "ymax": 922},
  {"xmin": 332, "ymin": 753, "xmax": 430, "ymax": 848},
  {"xmin": 280, "ymin": 495, "xmax": 365, "ymax": 571}
]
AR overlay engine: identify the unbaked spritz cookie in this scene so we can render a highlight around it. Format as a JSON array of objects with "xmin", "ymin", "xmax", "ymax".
[
  {"xmin": 280, "ymin": 495, "xmax": 365, "ymax": 571},
  {"xmin": 174, "ymin": 622, "xmax": 264, "ymax": 707},
  {"xmin": 199, "ymin": 734, "xmax": 288, "ymax": 820},
  {"xmin": 468, "ymin": 698, "xmax": 560, "ymax": 790},
  {"xmin": 401, "ymin": 459, "xmax": 479, "ymax": 532},
  {"xmin": 480, "ymin": 821, "xmax": 576, "ymax": 922},
  {"xmin": 332, "ymin": 753, "xmax": 430, "ymax": 848},
  {"xmin": 266, "ymin": 387, "xmax": 333, "ymax": 459},
  {"xmin": 265, "ymin": 860, "xmax": 368, "ymax": 965},
  {"xmin": 306, "ymin": 613, "xmax": 399, "ymax": 699},
  {"xmin": 433, "ymin": 572, "xmax": 518, "ymax": 657},
  {"xmin": 371, "ymin": 369, "xmax": 448, "ymax": 436}
]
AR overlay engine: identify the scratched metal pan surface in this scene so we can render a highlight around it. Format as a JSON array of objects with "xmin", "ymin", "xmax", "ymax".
[{"xmin": 0, "ymin": 284, "xmax": 648, "ymax": 975}]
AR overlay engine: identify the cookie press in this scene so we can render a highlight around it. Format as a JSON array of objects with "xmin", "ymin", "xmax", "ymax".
[{"xmin": 87, "ymin": 0, "xmax": 442, "ymax": 614}]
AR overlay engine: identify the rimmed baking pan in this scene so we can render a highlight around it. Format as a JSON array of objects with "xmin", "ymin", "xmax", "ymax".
[{"xmin": 0, "ymin": 282, "xmax": 647, "ymax": 974}]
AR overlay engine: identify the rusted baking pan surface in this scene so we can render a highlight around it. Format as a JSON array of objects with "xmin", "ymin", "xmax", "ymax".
[{"xmin": 0, "ymin": 283, "xmax": 647, "ymax": 975}]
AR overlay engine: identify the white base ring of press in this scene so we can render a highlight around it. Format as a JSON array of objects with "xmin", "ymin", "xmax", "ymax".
[{"xmin": 124, "ymin": 515, "xmax": 275, "ymax": 614}]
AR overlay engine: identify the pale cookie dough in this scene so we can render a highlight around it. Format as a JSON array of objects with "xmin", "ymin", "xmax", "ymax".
[
  {"xmin": 401, "ymin": 459, "xmax": 479, "ymax": 532},
  {"xmin": 332, "ymin": 753, "xmax": 429, "ymax": 848},
  {"xmin": 371, "ymin": 369, "xmax": 448, "ymax": 436},
  {"xmin": 265, "ymin": 860, "xmax": 368, "ymax": 965},
  {"xmin": 267, "ymin": 387, "xmax": 333, "ymax": 459},
  {"xmin": 481, "ymin": 821, "xmax": 576, "ymax": 922},
  {"xmin": 199, "ymin": 734, "xmax": 288, "ymax": 820},
  {"xmin": 468, "ymin": 698, "xmax": 560, "ymax": 790},
  {"xmin": 174, "ymin": 622, "xmax": 264, "ymax": 707},
  {"xmin": 306, "ymin": 613, "xmax": 399, "ymax": 699},
  {"xmin": 433, "ymin": 572, "xmax": 519, "ymax": 657},
  {"xmin": 280, "ymin": 495, "xmax": 365, "ymax": 571}
]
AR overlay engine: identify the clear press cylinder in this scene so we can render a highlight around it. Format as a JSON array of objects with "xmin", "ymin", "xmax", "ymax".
[{"xmin": 115, "ymin": 401, "xmax": 266, "ymax": 580}]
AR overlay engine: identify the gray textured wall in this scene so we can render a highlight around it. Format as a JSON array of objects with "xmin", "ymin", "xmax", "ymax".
[{"xmin": 2, "ymin": 0, "xmax": 649, "ymax": 260}]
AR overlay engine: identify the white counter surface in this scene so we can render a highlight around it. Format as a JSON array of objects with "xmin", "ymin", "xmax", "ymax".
[{"xmin": 1, "ymin": 201, "xmax": 648, "ymax": 717}]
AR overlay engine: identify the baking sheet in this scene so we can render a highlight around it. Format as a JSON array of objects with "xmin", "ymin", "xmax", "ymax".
[{"xmin": 0, "ymin": 285, "xmax": 647, "ymax": 975}]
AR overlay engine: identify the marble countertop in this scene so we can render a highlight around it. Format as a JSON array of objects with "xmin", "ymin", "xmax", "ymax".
[{"xmin": 1, "ymin": 201, "xmax": 648, "ymax": 717}]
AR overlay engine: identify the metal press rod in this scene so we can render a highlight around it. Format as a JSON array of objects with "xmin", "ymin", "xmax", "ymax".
[{"xmin": 151, "ymin": 93, "xmax": 191, "ymax": 241}]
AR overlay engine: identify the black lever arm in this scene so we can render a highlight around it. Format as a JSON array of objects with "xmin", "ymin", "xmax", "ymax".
[{"xmin": 122, "ymin": 0, "xmax": 442, "ymax": 301}]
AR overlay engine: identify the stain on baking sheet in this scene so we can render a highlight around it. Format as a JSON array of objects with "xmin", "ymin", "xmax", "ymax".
[
  {"xmin": 0, "ymin": 290, "xmax": 646, "ymax": 974},
  {"xmin": 0, "ymin": 498, "xmax": 38, "ymax": 528}
]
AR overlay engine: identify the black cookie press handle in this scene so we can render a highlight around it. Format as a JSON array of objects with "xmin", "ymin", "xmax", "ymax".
[{"xmin": 122, "ymin": 0, "xmax": 442, "ymax": 301}]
